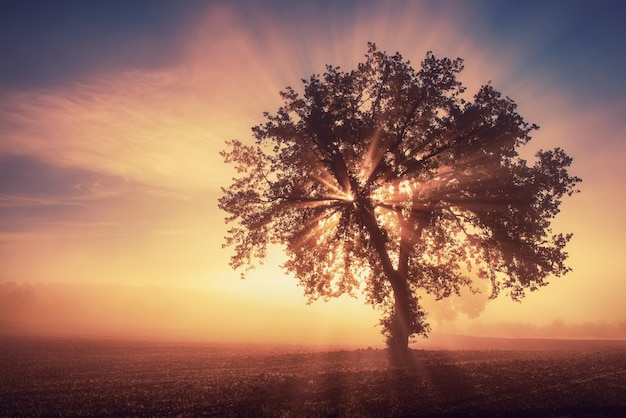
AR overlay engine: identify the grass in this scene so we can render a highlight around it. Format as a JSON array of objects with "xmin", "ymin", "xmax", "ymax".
[{"xmin": 0, "ymin": 336, "xmax": 624, "ymax": 417}]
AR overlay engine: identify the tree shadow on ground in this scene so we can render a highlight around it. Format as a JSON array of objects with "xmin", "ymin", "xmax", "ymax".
[
  {"xmin": 387, "ymin": 349, "xmax": 479, "ymax": 416},
  {"xmin": 292, "ymin": 349, "xmax": 479, "ymax": 417}
]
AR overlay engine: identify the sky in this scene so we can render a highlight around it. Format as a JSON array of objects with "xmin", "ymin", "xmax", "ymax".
[{"xmin": 1, "ymin": 0, "xmax": 625, "ymax": 347}]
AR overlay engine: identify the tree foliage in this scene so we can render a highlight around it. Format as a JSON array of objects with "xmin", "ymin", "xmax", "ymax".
[{"xmin": 219, "ymin": 43, "xmax": 581, "ymax": 348}]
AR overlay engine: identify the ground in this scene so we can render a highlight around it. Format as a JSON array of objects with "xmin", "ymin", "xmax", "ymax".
[{"xmin": 1, "ymin": 336, "xmax": 624, "ymax": 417}]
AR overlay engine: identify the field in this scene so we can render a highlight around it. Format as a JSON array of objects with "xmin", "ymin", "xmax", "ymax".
[{"xmin": 1, "ymin": 336, "xmax": 625, "ymax": 417}]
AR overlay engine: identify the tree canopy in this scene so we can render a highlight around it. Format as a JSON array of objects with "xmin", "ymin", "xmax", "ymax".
[{"xmin": 219, "ymin": 43, "xmax": 581, "ymax": 351}]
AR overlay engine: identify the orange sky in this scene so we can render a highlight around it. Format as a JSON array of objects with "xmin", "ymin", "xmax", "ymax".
[{"xmin": 0, "ymin": 1, "xmax": 625, "ymax": 345}]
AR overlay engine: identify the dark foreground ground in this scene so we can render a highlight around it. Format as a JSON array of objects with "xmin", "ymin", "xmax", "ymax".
[{"xmin": 0, "ymin": 336, "xmax": 624, "ymax": 417}]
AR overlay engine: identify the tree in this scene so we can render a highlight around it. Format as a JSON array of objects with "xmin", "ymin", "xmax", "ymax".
[{"xmin": 218, "ymin": 43, "xmax": 581, "ymax": 356}]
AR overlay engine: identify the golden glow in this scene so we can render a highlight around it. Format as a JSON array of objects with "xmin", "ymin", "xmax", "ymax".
[{"xmin": 0, "ymin": 2, "xmax": 624, "ymax": 345}]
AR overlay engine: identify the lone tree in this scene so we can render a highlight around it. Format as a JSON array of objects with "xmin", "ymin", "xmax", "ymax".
[{"xmin": 219, "ymin": 44, "xmax": 580, "ymax": 355}]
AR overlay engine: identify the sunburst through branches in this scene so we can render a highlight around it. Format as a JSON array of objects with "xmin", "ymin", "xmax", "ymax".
[{"xmin": 219, "ymin": 43, "xmax": 581, "ymax": 352}]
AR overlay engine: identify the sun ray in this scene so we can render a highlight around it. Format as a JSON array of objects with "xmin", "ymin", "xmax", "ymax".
[
  {"xmin": 361, "ymin": 129, "xmax": 389, "ymax": 185},
  {"xmin": 288, "ymin": 208, "xmax": 340, "ymax": 251}
]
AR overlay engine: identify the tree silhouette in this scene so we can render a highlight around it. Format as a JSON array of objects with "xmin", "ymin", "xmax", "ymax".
[{"xmin": 219, "ymin": 43, "xmax": 581, "ymax": 356}]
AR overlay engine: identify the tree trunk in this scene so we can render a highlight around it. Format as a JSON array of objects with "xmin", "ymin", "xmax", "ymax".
[
  {"xmin": 388, "ymin": 200, "xmax": 433, "ymax": 361},
  {"xmin": 388, "ymin": 274, "xmax": 412, "ymax": 363},
  {"xmin": 356, "ymin": 201, "xmax": 414, "ymax": 362}
]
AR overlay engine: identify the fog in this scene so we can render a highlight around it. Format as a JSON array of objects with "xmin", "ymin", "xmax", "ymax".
[
  {"xmin": 0, "ymin": 281, "xmax": 388, "ymax": 348},
  {"xmin": 2, "ymin": 282, "xmax": 624, "ymax": 349}
]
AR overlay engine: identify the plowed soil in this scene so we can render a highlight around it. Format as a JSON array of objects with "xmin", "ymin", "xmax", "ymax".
[{"xmin": 1, "ymin": 337, "xmax": 624, "ymax": 417}]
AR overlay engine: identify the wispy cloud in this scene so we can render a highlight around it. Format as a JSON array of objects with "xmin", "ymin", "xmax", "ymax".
[
  {"xmin": 0, "ymin": 1, "xmax": 519, "ymax": 196},
  {"xmin": 0, "ymin": 195, "xmax": 85, "ymax": 209}
]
